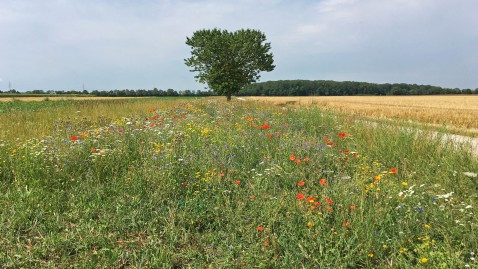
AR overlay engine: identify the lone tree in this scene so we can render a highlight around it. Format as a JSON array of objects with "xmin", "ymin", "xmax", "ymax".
[{"xmin": 185, "ymin": 28, "xmax": 275, "ymax": 101}]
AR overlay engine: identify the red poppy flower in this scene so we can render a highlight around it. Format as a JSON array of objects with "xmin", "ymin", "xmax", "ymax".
[
  {"xmin": 349, "ymin": 205, "xmax": 356, "ymax": 210},
  {"xmin": 326, "ymin": 198, "xmax": 334, "ymax": 204},
  {"xmin": 297, "ymin": 181, "xmax": 305, "ymax": 187},
  {"xmin": 261, "ymin": 124, "xmax": 270, "ymax": 130},
  {"xmin": 297, "ymin": 193, "xmax": 305, "ymax": 200},
  {"xmin": 257, "ymin": 226, "xmax": 264, "ymax": 231},
  {"xmin": 289, "ymin": 154, "xmax": 296, "ymax": 161},
  {"xmin": 70, "ymin": 135, "xmax": 79, "ymax": 141},
  {"xmin": 328, "ymin": 142, "xmax": 334, "ymax": 147},
  {"xmin": 295, "ymin": 159, "xmax": 301, "ymax": 164},
  {"xmin": 235, "ymin": 180, "xmax": 241, "ymax": 185},
  {"xmin": 390, "ymin": 168, "xmax": 398, "ymax": 174},
  {"xmin": 338, "ymin": 132, "xmax": 346, "ymax": 138},
  {"xmin": 319, "ymin": 179, "xmax": 327, "ymax": 186},
  {"xmin": 306, "ymin": 197, "xmax": 315, "ymax": 203}
]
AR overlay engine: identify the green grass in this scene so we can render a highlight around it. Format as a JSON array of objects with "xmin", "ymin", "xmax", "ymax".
[{"xmin": 0, "ymin": 98, "xmax": 477, "ymax": 268}]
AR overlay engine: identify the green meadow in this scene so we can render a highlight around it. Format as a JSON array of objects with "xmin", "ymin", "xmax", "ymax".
[{"xmin": 0, "ymin": 97, "xmax": 477, "ymax": 268}]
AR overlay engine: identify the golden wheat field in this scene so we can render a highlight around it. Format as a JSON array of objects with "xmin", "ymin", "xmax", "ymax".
[{"xmin": 245, "ymin": 95, "xmax": 478, "ymax": 136}]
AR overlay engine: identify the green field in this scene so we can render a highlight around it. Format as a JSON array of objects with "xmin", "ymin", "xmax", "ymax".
[{"xmin": 0, "ymin": 97, "xmax": 477, "ymax": 268}]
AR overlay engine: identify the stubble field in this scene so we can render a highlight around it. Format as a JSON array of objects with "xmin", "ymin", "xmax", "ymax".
[{"xmin": 0, "ymin": 96, "xmax": 477, "ymax": 268}]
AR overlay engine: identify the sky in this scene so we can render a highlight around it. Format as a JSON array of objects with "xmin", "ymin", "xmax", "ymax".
[{"xmin": 1, "ymin": 0, "xmax": 477, "ymax": 92}]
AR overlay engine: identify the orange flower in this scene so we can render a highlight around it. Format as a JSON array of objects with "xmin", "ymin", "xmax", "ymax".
[
  {"xmin": 289, "ymin": 154, "xmax": 296, "ymax": 161},
  {"xmin": 294, "ymin": 158, "xmax": 301, "ymax": 164},
  {"xmin": 303, "ymin": 157, "xmax": 309, "ymax": 162},
  {"xmin": 306, "ymin": 197, "xmax": 315, "ymax": 203},
  {"xmin": 257, "ymin": 226, "xmax": 264, "ymax": 231},
  {"xmin": 297, "ymin": 181, "xmax": 305, "ymax": 187},
  {"xmin": 297, "ymin": 193, "xmax": 305, "ymax": 200},
  {"xmin": 319, "ymin": 179, "xmax": 327, "ymax": 186},
  {"xmin": 249, "ymin": 195, "xmax": 256, "ymax": 199},
  {"xmin": 326, "ymin": 198, "xmax": 334, "ymax": 205},
  {"xmin": 349, "ymin": 205, "xmax": 356, "ymax": 210},
  {"xmin": 390, "ymin": 168, "xmax": 398, "ymax": 174},
  {"xmin": 235, "ymin": 180, "xmax": 241, "ymax": 185}
]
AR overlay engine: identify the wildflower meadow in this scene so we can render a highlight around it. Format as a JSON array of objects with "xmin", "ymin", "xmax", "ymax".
[{"xmin": 0, "ymin": 97, "xmax": 477, "ymax": 268}]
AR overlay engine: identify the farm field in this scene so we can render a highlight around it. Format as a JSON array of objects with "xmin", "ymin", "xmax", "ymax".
[
  {"xmin": 0, "ymin": 97, "xmax": 477, "ymax": 267},
  {"xmin": 246, "ymin": 95, "xmax": 478, "ymax": 137}
]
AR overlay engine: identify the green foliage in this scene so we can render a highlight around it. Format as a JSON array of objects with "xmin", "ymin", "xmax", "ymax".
[
  {"xmin": 238, "ymin": 80, "xmax": 476, "ymax": 96},
  {"xmin": 185, "ymin": 28, "xmax": 275, "ymax": 100},
  {"xmin": 0, "ymin": 99, "xmax": 477, "ymax": 267}
]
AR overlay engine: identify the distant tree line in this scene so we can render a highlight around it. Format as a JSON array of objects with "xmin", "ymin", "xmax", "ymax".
[
  {"xmin": 2, "ymin": 81, "xmax": 477, "ymax": 97},
  {"xmin": 0, "ymin": 88, "xmax": 215, "ymax": 97},
  {"xmin": 237, "ymin": 80, "xmax": 478, "ymax": 96}
]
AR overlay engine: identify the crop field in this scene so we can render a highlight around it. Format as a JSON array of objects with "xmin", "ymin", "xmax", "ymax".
[
  {"xmin": 246, "ymin": 95, "xmax": 478, "ymax": 137},
  {"xmin": 0, "ymin": 97, "xmax": 477, "ymax": 267}
]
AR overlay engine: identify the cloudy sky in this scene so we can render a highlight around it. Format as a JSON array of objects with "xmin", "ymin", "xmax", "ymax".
[{"xmin": 1, "ymin": 0, "xmax": 477, "ymax": 92}]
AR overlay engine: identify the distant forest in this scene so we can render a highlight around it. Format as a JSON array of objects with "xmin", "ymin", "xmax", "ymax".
[
  {"xmin": 237, "ymin": 80, "xmax": 478, "ymax": 96},
  {"xmin": 2, "ymin": 80, "xmax": 477, "ymax": 97}
]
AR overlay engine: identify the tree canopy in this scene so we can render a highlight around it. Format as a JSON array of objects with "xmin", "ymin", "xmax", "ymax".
[{"xmin": 185, "ymin": 28, "xmax": 275, "ymax": 101}]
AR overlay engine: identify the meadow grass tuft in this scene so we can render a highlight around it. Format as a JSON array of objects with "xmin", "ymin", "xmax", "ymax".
[{"xmin": 0, "ymin": 98, "xmax": 477, "ymax": 268}]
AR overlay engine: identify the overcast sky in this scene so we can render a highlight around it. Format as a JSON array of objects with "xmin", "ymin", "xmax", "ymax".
[{"xmin": 1, "ymin": 0, "xmax": 477, "ymax": 92}]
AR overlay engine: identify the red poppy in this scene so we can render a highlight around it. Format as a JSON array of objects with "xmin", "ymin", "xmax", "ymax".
[
  {"xmin": 319, "ymin": 179, "xmax": 327, "ymax": 186},
  {"xmin": 297, "ymin": 181, "xmax": 305, "ymax": 187},
  {"xmin": 235, "ymin": 180, "xmax": 241, "ymax": 185},
  {"xmin": 261, "ymin": 124, "xmax": 270, "ymax": 130},
  {"xmin": 338, "ymin": 132, "xmax": 346, "ymax": 138},
  {"xmin": 289, "ymin": 154, "xmax": 296, "ymax": 161},
  {"xmin": 295, "ymin": 159, "xmax": 301, "ymax": 164},
  {"xmin": 328, "ymin": 142, "xmax": 334, "ymax": 147},
  {"xmin": 257, "ymin": 226, "xmax": 264, "ymax": 231},
  {"xmin": 390, "ymin": 168, "xmax": 398, "ymax": 174},
  {"xmin": 326, "ymin": 198, "xmax": 334, "ymax": 205},
  {"xmin": 267, "ymin": 133, "xmax": 273, "ymax": 139},
  {"xmin": 249, "ymin": 195, "xmax": 256, "ymax": 199},
  {"xmin": 349, "ymin": 205, "xmax": 356, "ymax": 210},
  {"xmin": 306, "ymin": 197, "xmax": 315, "ymax": 203},
  {"xmin": 297, "ymin": 193, "xmax": 305, "ymax": 200},
  {"xmin": 70, "ymin": 136, "xmax": 79, "ymax": 141}
]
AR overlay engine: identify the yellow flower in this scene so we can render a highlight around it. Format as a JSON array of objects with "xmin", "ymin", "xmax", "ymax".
[
  {"xmin": 399, "ymin": 247, "xmax": 408, "ymax": 253},
  {"xmin": 420, "ymin": 257, "xmax": 428, "ymax": 263},
  {"xmin": 382, "ymin": 244, "xmax": 388, "ymax": 249},
  {"xmin": 307, "ymin": 221, "xmax": 315, "ymax": 227},
  {"xmin": 367, "ymin": 253, "xmax": 374, "ymax": 258},
  {"xmin": 424, "ymin": 224, "xmax": 431, "ymax": 229},
  {"xmin": 401, "ymin": 181, "xmax": 408, "ymax": 187}
]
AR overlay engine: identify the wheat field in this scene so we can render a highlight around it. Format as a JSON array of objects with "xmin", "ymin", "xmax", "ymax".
[{"xmin": 245, "ymin": 95, "xmax": 478, "ymax": 136}]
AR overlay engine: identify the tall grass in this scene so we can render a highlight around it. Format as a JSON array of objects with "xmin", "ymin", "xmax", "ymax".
[
  {"xmin": 0, "ymin": 98, "xmax": 476, "ymax": 268},
  {"xmin": 0, "ymin": 97, "xmax": 188, "ymax": 142}
]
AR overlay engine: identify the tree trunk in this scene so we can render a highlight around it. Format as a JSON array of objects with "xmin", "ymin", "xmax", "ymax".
[{"xmin": 227, "ymin": 95, "xmax": 231, "ymax": 101}]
